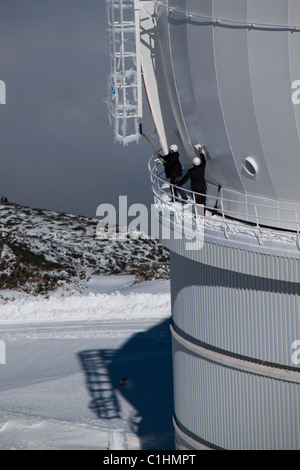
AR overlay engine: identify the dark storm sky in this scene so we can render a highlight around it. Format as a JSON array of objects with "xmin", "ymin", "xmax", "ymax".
[{"xmin": 0, "ymin": 0, "xmax": 156, "ymax": 218}]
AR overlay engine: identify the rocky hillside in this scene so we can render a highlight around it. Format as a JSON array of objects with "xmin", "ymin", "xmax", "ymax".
[{"xmin": 0, "ymin": 202, "xmax": 169, "ymax": 296}]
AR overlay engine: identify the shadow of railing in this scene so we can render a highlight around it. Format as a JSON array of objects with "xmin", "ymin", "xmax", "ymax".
[
  {"xmin": 77, "ymin": 319, "xmax": 174, "ymax": 450},
  {"xmin": 78, "ymin": 349, "xmax": 120, "ymax": 420}
]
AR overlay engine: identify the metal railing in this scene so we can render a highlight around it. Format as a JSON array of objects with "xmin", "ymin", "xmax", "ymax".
[{"xmin": 148, "ymin": 155, "xmax": 300, "ymax": 251}]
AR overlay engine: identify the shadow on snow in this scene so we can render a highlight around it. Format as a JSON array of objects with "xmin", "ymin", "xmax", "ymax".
[{"xmin": 77, "ymin": 319, "xmax": 174, "ymax": 450}]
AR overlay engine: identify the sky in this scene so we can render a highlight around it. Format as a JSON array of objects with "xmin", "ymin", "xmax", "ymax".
[{"xmin": 0, "ymin": 0, "xmax": 156, "ymax": 219}]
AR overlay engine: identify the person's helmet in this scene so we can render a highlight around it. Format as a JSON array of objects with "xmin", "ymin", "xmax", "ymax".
[
  {"xmin": 193, "ymin": 156, "xmax": 201, "ymax": 166},
  {"xmin": 169, "ymin": 144, "xmax": 178, "ymax": 152}
]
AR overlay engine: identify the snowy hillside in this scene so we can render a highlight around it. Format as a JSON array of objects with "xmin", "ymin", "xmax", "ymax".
[{"xmin": 0, "ymin": 201, "xmax": 169, "ymax": 297}]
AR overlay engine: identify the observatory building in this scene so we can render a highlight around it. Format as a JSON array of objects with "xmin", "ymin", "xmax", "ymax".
[{"xmin": 107, "ymin": 0, "xmax": 300, "ymax": 450}]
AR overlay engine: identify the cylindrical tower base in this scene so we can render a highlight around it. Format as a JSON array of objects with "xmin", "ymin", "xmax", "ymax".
[{"xmin": 163, "ymin": 234, "xmax": 300, "ymax": 450}]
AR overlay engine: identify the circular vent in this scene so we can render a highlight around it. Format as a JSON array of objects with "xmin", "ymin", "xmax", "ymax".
[{"xmin": 243, "ymin": 157, "xmax": 258, "ymax": 177}]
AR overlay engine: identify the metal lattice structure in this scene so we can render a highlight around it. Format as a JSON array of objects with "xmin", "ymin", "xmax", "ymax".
[{"xmin": 106, "ymin": 0, "xmax": 142, "ymax": 145}]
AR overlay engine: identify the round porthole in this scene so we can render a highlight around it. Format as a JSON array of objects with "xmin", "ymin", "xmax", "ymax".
[{"xmin": 242, "ymin": 157, "xmax": 258, "ymax": 177}]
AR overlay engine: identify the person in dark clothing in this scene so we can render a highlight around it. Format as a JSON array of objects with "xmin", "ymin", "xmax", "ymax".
[
  {"xmin": 158, "ymin": 144, "xmax": 185, "ymax": 201},
  {"xmin": 178, "ymin": 146, "xmax": 207, "ymax": 212}
]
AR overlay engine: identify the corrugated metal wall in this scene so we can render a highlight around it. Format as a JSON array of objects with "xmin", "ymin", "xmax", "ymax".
[
  {"xmin": 163, "ymin": 233, "xmax": 300, "ymax": 449},
  {"xmin": 173, "ymin": 341, "xmax": 300, "ymax": 450},
  {"xmin": 170, "ymin": 250, "xmax": 300, "ymax": 366}
]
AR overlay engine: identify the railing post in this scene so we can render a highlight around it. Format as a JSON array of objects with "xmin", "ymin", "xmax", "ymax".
[
  {"xmin": 295, "ymin": 211, "xmax": 300, "ymax": 251},
  {"xmin": 254, "ymin": 205, "xmax": 263, "ymax": 245},
  {"xmin": 220, "ymin": 199, "xmax": 229, "ymax": 239}
]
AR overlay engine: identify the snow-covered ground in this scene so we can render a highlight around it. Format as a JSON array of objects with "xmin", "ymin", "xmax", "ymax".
[{"xmin": 0, "ymin": 275, "xmax": 173, "ymax": 450}]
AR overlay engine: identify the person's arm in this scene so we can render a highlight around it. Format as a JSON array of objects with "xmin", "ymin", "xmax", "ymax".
[
  {"xmin": 177, "ymin": 170, "xmax": 191, "ymax": 187},
  {"xmin": 157, "ymin": 153, "xmax": 166, "ymax": 164},
  {"xmin": 200, "ymin": 153, "xmax": 206, "ymax": 168}
]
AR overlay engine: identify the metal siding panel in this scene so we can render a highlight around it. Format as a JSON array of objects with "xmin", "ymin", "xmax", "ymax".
[
  {"xmin": 247, "ymin": 0, "xmax": 289, "ymax": 25},
  {"xmin": 170, "ymin": 246, "xmax": 300, "ymax": 366},
  {"xmin": 247, "ymin": 26, "xmax": 300, "ymax": 201},
  {"xmin": 213, "ymin": 0, "xmax": 248, "ymax": 22},
  {"xmin": 173, "ymin": 340, "xmax": 300, "ymax": 449},
  {"xmin": 156, "ymin": 5, "xmax": 190, "ymax": 162},
  {"xmin": 165, "ymin": 233, "xmax": 300, "ymax": 281},
  {"xmin": 185, "ymin": 0, "xmax": 212, "ymax": 17},
  {"xmin": 186, "ymin": 18, "xmax": 243, "ymax": 188},
  {"xmin": 290, "ymin": 0, "xmax": 300, "ymax": 26},
  {"xmin": 168, "ymin": 9, "xmax": 204, "ymax": 155},
  {"xmin": 213, "ymin": 24, "xmax": 276, "ymax": 198}
]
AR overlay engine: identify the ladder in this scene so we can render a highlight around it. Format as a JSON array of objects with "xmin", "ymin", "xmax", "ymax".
[{"xmin": 106, "ymin": 0, "xmax": 142, "ymax": 144}]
